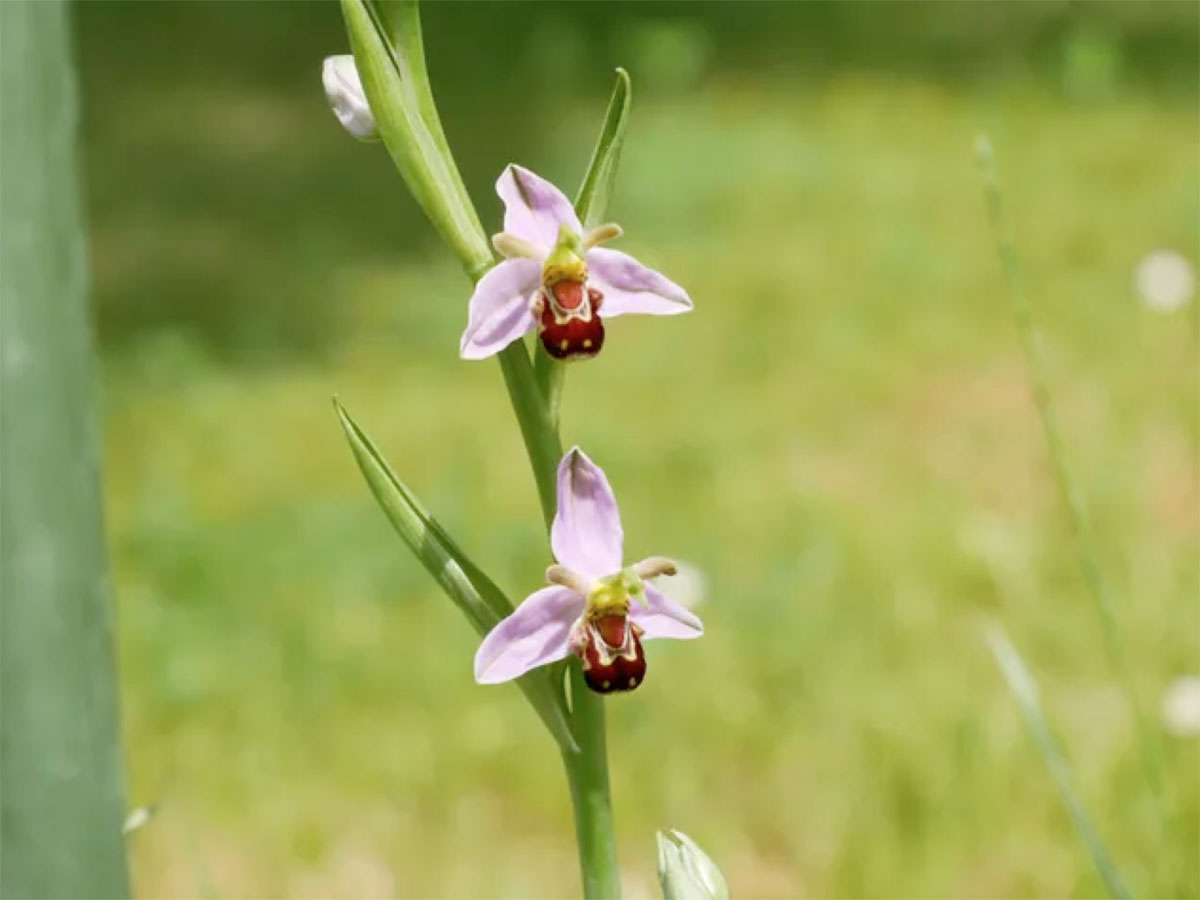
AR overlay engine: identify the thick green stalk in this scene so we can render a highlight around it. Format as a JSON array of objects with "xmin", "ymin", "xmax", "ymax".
[{"xmin": 0, "ymin": 2, "xmax": 131, "ymax": 896}]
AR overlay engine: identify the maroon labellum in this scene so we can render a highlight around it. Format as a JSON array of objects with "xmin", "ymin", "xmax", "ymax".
[
  {"xmin": 577, "ymin": 613, "xmax": 646, "ymax": 694},
  {"xmin": 536, "ymin": 281, "xmax": 605, "ymax": 361}
]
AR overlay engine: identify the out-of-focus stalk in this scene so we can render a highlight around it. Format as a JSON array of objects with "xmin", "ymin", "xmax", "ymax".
[
  {"xmin": 976, "ymin": 134, "xmax": 1168, "ymax": 885},
  {"xmin": 985, "ymin": 627, "xmax": 1131, "ymax": 899},
  {"xmin": 0, "ymin": 2, "xmax": 131, "ymax": 896}
]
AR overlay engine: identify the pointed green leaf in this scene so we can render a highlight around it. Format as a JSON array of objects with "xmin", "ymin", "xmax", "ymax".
[
  {"xmin": 535, "ymin": 67, "xmax": 634, "ymax": 413},
  {"xmin": 335, "ymin": 399, "xmax": 507, "ymax": 629},
  {"xmin": 575, "ymin": 67, "xmax": 632, "ymax": 229},
  {"xmin": 335, "ymin": 400, "xmax": 577, "ymax": 752},
  {"xmin": 984, "ymin": 625, "xmax": 1131, "ymax": 899}
]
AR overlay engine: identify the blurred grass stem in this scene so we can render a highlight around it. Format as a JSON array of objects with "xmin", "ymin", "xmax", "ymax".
[
  {"xmin": 985, "ymin": 627, "xmax": 1131, "ymax": 899},
  {"xmin": 976, "ymin": 135, "xmax": 1167, "ymax": 862}
]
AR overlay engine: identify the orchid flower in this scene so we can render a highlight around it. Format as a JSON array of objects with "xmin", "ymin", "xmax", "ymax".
[
  {"xmin": 474, "ymin": 448, "xmax": 703, "ymax": 693},
  {"xmin": 460, "ymin": 165, "xmax": 693, "ymax": 362}
]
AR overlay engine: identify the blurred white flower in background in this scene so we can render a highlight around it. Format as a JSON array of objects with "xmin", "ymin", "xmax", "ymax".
[
  {"xmin": 1161, "ymin": 675, "xmax": 1200, "ymax": 737},
  {"xmin": 654, "ymin": 559, "xmax": 709, "ymax": 610},
  {"xmin": 1135, "ymin": 249, "xmax": 1195, "ymax": 313}
]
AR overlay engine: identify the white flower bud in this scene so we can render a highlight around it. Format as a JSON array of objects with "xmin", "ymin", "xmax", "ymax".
[
  {"xmin": 657, "ymin": 829, "xmax": 729, "ymax": 900},
  {"xmin": 322, "ymin": 55, "xmax": 378, "ymax": 141}
]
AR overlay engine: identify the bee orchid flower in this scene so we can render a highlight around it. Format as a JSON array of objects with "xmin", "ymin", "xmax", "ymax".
[
  {"xmin": 474, "ymin": 448, "xmax": 703, "ymax": 693},
  {"xmin": 461, "ymin": 165, "xmax": 693, "ymax": 361}
]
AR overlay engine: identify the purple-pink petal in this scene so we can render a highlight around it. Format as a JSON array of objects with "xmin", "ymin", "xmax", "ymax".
[
  {"xmin": 551, "ymin": 448, "xmax": 624, "ymax": 578},
  {"xmin": 474, "ymin": 586, "xmax": 585, "ymax": 684},
  {"xmin": 460, "ymin": 258, "xmax": 541, "ymax": 360},
  {"xmin": 630, "ymin": 585, "xmax": 704, "ymax": 641},
  {"xmin": 586, "ymin": 248, "xmax": 693, "ymax": 318},
  {"xmin": 496, "ymin": 165, "xmax": 582, "ymax": 255}
]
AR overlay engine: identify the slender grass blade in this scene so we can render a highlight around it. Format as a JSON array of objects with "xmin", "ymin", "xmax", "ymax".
[
  {"xmin": 985, "ymin": 625, "xmax": 1132, "ymax": 899},
  {"xmin": 975, "ymin": 135, "xmax": 1164, "ymax": 810}
]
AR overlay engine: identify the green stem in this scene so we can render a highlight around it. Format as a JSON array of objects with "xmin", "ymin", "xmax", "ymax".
[
  {"xmin": 351, "ymin": 5, "xmax": 622, "ymax": 892},
  {"xmin": 497, "ymin": 343, "xmax": 620, "ymax": 900},
  {"xmin": 561, "ymin": 684, "xmax": 621, "ymax": 900},
  {"xmin": 533, "ymin": 352, "xmax": 566, "ymax": 431},
  {"xmin": 497, "ymin": 342, "xmax": 562, "ymax": 528}
]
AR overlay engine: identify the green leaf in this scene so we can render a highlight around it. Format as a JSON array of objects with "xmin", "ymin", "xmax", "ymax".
[
  {"xmin": 984, "ymin": 625, "xmax": 1131, "ymax": 899},
  {"xmin": 535, "ymin": 67, "xmax": 634, "ymax": 416},
  {"xmin": 334, "ymin": 400, "xmax": 578, "ymax": 752},
  {"xmin": 340, "ymin": 0, "xmax": 493, "ymax": 279},
  {"xmin": 575, "ymin": 68, "xmax": 633, "ymax": 229},
  {"xmin": 0, "ymin": 2, "xmax": 131, "ymax": 895}
]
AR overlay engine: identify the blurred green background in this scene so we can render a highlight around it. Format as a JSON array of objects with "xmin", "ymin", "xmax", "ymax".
[{"xmin": 76, "ymin": 2, "xmax": 1198, "ymax": 897}]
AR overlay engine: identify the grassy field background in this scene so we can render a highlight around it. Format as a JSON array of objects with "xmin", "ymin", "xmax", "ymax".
[{"xmin": 78, "ymin": 3, "xmax": 1197, "ymax": 897}]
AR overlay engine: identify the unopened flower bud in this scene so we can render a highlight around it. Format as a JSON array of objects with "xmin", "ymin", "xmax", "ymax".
[
  {"xmin": 656, "ymin": 829, "xmax": 729, "ymax": 900},
  {"xmin": 322, "ymin": 55, "xmax": 378, "ymax": 141}
]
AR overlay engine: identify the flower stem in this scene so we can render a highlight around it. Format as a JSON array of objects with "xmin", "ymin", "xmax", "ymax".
[
  {"xmin": 353, "ymin": 5, "xmax": 623, "ymax": 892},
  {"xmin": 533, "ymin": 352, "xmax": 567, "ymax": 432},
  {"xmin": 500, "ymin": 344, "xmax": 621, "ymax": 900},
  {"xmin": 497, "ymin": 341, "xmax": 562, "ymax": 528},
  {"xmin": 561, "ymin": 680, "xmax": 622, "ymax": 900},
  {"xmin": 503, "ymin": 340, "xmax": 622, "ymax": 899}
]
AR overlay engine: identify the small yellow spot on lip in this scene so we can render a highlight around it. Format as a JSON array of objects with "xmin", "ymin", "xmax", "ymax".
[
  {"xmin": 628, "ymin": 677, "xmax": 638, "ymax": 688},
  {"xmin": 559, "ymin": 338, "xmax": 569, "ymax": 351},
  {"xmin": 582, "ymin": 339, "xmax": 593, "ymax": 349},
  {"xmin": 601, "ymin": 680, "xmax": 611, "ymax": 690}
]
